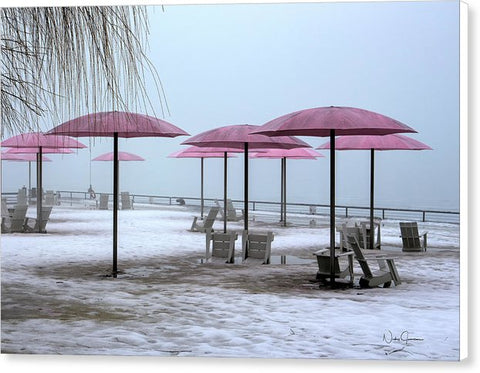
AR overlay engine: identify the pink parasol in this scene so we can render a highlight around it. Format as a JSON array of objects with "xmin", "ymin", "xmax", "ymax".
[
  {"xmin": 251, "ymin": 148, "xmax": 323, "ymax": 159},
  {"xmin": 1, "ymin": 132, "xmax": 87, "ymax": 149},
  {"xmin": 169, "ymin": 146, "xmax": 239, "ymax": 219},
  {"xmin": 318, "ymin": 134, "xmax": 432, "ymax": 250},
  {"xmin": 47, "ymin": 111, "xmax": 189, "ymax": 277},
  {"xmin": 251, "ymin": 148, "xmax": 324, "ymax": 226},
  {"xmin": 252, "ymin": 106, "xmax": 417, "ymax": 287},
  {"xmin": 183, "ymin": 124, "xmax": 311, "ymax": 232},
  {"xmin": 2, "ymin": 132, "xmax": 86, "ymax": 233},
  {"xmin": 2, "ymin": 152, "xmax": 52, "ymax": 162},
  {"xmin": 92, "ymin": 151, "xmax": 145, "ymax": 162},
  {"xmin": 6, "ymin": 147, "xmax": 75, "ymax": 154}
]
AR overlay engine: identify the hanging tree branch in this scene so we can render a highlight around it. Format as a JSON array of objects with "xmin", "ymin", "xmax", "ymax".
[{"xmin": 1, "ymin": 6, "xmax": 167, "ymax": 137}]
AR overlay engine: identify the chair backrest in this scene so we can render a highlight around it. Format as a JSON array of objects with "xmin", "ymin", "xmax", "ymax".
[
  {"xmin": 17, "ymin": 188, "xmax": 27, "ymax": 205},
  {"xmin": 206, "ymin": 229, "xmax": 237, "ymax": 263},
  {"xmin": 44, "ymin": 190, "xmax": 55, "ymax": 206},
  {"xmin": 121, "ymin": 192, "xmax": 132, "ymax": 209},
  {"xmin": 242, "ymin": 231, "xmax": 274, "ymax": 263},
  {"xmin": 204, "ymin": 207, "xmax": 219, "ymax": 228},
  {"xmin": 399, "ymin": 222, "xmax": 421, "ymax": 248},
  {"xmin": 99, "ymin": 194, "xmax": 109, "ymax": 209},
  {"xmin": 2, "ymin": 204, "xmax": 29, "ymax": 232},
  {"xmin": 214, "ymin": 199, "xmax": 224, "ymax": 217},
  {"xmin": 1, "ymin": 198, "xmax": 9, "ymax": 218},
  {"xmin": 226, "ymin": 199, "xmax": 238, "ymax": 218},
  {"xmin": 9, "ymin": 204, "xmax": 28, "ymax": 231},
  {"xmin": 35, "ymin": 206, "xmax": 53, "ymax": 231},
  {"xmin": 344, "ymin": 226, "xmax": 373, "ymax": 278}
]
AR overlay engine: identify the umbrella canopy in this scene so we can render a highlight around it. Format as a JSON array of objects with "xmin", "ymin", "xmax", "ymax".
[
  {"xmin": 5, "ymin": 147, "xmax": 75, "ymax": 154},
  {"xmin": 169, "ymin": 146, "xmax": 239, "ymax": 219},
  {"xmin": 183, "ymin": 124, "xmax": 311, "ymax": 150},
  {"xmin": 182, "ymin": 124, "xmax": 311, "ymax": 232},
  {"xmin": 92, "ymin": 151, "xmax": 145, "ymax": 162},
  {"xmin": 2, "ymin": 132, "xmax": 86, "ymax": 233},
  {"xmin": 253, "ymin": 106, "xmax": 416, "ymax": 137},
  {"xmin": 251, "ymin": 148, "xmax": 324, "ymax": 226},
  {"xmin": 251, "ymin": 148, "xmax": 323, "ymax": 159},
  {"xmin": 318, "ymin": 134, "xmax": 431, "ymax": 250},
  {"xmin": 169, "ymin": 145, "xmax": 243, "ymax": 158},
  {"xmin": 2, "ymin": 152, "xmax": 52, "ymax": 162},
  {"xmin": 317, "ymin": 133, "xmax": 431, "ymax": 151},
  {"xmin": 252, "ymin": 106, "xmax": 417, "ymax": 287},
  {"xmin": 46, "ymin": 111, "xmax": 189, "ymax": 138},
  {"xmin": 47, "ymin": 111, "xmax": 189, "ymax": 277},
  {"xmin": 1, "ymin": 132, "xmax": 87, "ymax": 148}
]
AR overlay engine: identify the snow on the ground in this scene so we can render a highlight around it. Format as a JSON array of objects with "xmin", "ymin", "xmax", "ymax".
[{"xmin": 1, "ymin": 204, "xmax": 460, "ymax": 360}]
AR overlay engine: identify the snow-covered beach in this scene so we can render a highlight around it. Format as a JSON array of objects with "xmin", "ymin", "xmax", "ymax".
[{"xmin": 1, "ymin": 203, "xmax": 460, "ymax": 360}]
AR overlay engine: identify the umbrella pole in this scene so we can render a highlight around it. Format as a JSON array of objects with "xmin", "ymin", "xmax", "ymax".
[
  {"xmin": 244, "ymin": 142, "xmax": 249, "ymax": 232},
  {"xmin": 113, "ymin": 133, "xmax": 119, "ymax": 277},
  {"xmin": 280, "ymin": 159, "xmax": 284, "ymax": 222},
  {"xmin": 223, "ymin": 152, "xmax": 227, "ymax": 233},
  {"xmin": 28, "ymin": 161, "xmax": 31, "ymax": 205},
  {"xmin": 369, "ymin": 149, "xmax": 375, "ymax": 250},
  {"xmin": 201, "ymin": 157, "xmax": 204, "ymax": 220},
  {"xmin": 284, "ymin": 157, "xmax": 287, "ymax": 227},
  {"xmin": 329, "ymin": 130, "xmax": 336, "ymax": 287},
  {"xmin": 37, "ymin": 147, "xmax": 43, "ymax": 233}
]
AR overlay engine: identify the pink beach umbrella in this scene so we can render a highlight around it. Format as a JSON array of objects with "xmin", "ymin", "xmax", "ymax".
[
  {"xmin": 2, "ymin": 152, "xmax": 52, "ymax": 162},
  {"xmin": 47, "ymin": 111, "xmax": 189, "ymax": 277},
  {"xmin": 6, "ymin": 147, "xmax": 75, "ymax": 154},
  {"xmin": 183, "ymin": 124, "xmax": 311, "ymax": 232},
  {"xmin": 92, "ymin": 151, "xmax": 145, "ymax": 162},
  {"xmin": 251, "ymin": 148, "xmax": 324, "ymax": 226},
  {"xmin": 252, "ymin": 106, "xmax": 416, "ymax": 287},
  {"xmin": 318, "ymin": 134, "xmax": 431, "ymax": 250},
  {"xmin": 169, "ymin": 146, "xmax": 239, "ymax": 219},
  {"xmin": 92, "ymin": 152, "xmax": 145, "ymax": 204},
  {"xmin": 2, "ymin": 132, "xmax": 87, "ymax": 233}
]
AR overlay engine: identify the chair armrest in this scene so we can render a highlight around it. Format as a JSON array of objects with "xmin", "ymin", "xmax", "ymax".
[
  {"xmin": 314, "ymin": 249, "xmax": 354, "ymax": 257},
  {"xmin": 337, "ymin": 251, "xmax": 355, "ymax": 257}
]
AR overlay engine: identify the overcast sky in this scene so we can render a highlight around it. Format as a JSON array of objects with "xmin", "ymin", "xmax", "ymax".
[{"xmin": 1, "ymin": 0, "xmax": 462, "ymax": 211}]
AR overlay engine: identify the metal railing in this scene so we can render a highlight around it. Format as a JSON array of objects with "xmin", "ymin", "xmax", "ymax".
[{"xmin": 2, "ymin": 190, "xmax": 460, "ymax": 224}]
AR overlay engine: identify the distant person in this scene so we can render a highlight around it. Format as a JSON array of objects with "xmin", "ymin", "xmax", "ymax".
[{"xmin": 88, "ymin": 185, "xmax": 96, "ymax": 199}]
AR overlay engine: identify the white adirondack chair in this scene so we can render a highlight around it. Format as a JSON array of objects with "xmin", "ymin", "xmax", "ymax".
[{"xmin": 241, "ymin": 230, "xmax": 274, "ymax": 264}]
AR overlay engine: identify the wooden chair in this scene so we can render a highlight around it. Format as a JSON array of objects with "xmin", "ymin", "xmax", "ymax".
[
  {"xmin": 1, "ymin": 204, "xmax": 28, "ymax": 233},
  {"xmin": 313, "ymin": 248, "xmax": 354, "ymax": 286},
  {"xmin": 205, "ymin": 228, "xmax": 238, "ymax": 263},
  {"xmin": 358, "ymin": 219, "xmax": 382, "ymax": 250},
  {"xmin": 24, "ymin": 206, "xmax": 53, "ymax": 233},
  {"xmin": 44, "ymin": 190, "xmax": 56, "ymax": 206},
  {"xmin": 17, "ymin": 187, "xmax": 27, "ymax": 206},
  {"xmin": 215, "ymin": 199, "xmax": 244, "ymax": 222},
  {"xmin": 241, "ymin": 230, "xmax": 274, "ymax": 264},
  {"xmin": 190, "ymin": 207, "xmax": 219, "ymax": 233},
  {"xmin": 1, "ymin": 198, "xmax": 10, "ymax": 219},
  {"xmin": 344, "ymin": 226, "xmax": 401, "ymax": 288},
  {"xmin": 399, "ymin": 222, "xmax": 427, "ymax": 252},
  {"xmin": 121, "ymin": 192, "xmax": 133, "ymax": 210},
  {"xmin": 98, "ymin": 193, "xmax": 109, "ymax": 210}
]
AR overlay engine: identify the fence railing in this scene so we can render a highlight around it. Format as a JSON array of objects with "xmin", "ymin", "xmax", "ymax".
[{"xmin": 2, "ymin": 190, "xmax": 460, "ymax": 224}]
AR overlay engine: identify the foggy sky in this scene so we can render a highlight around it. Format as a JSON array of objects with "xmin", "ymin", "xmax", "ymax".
[{"xmin": 1, "ymin": 0, "xmax": 461, "ymax": 211}]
